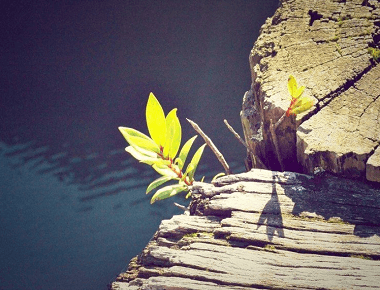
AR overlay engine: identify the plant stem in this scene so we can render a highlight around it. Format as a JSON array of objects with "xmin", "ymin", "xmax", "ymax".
[
  {"xmin": 158, "ymin": 147, "xmax": 192, "ymax": 185},
  {"xmin": 187, "ymin": 118, "xmax": 231, "ymax": 175},
  {"xmin": 168, "ymin": 161, "xmax": 192, "ymax": 186}
]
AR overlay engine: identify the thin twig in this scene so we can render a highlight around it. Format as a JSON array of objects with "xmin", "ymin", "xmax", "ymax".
[
  {"xmin": 223, "ymin": 119, "xmax": 267, "ymax": 169},
  {"xmin": 274, "ymin": 112, "xmax": 286, "ymax": 130},
  {"xmin": 187, "ymin": 118, "xmax": 231, "ymax": 175},
  {"xmin": 223, "ymin": 119, "xmax": 248, "ymax": 150},
  {"xmin": 269, "ymin": 119, "xmax": 284, "ymax": 171},
  {"xmin": 173, "ymin": 202, "xmax": 189, "ymax": 213}
]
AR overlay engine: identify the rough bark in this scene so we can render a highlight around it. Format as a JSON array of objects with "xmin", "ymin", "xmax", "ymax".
[
  {"xmin": 110, "ymin": 169, "xmax": 380, "ymax": 290},
  {"xmin": 241, "ymin": 0, "xmax": 380, "ymax": 182}
]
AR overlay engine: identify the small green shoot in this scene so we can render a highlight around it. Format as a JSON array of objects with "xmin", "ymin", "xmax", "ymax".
[{"xmin": 119, "ymin": 93, "xmax": 206, "ymax": 204}]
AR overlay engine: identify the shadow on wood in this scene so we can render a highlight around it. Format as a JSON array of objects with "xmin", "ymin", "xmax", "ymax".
[
  {"xmin": 257, "ymin": 173, "xmax": 285, "ymax": 242},
  {"xmin": 284, "ymin": 172, "xmax": 380, "ymax": 238},
  {"xmin": 110, "ymin": 169, "xmax": 380, "ymax": 290}
]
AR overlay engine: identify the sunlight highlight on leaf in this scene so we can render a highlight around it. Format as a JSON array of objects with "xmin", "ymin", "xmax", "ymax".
[
  {"xmin": 125, "ymin": 146, "xmax": 157, "ymax": 163},
  {"xmin": 146, "ymin": 92, "xmax": 166, "ymax": 147},
  {"xmin": 287, "ymin": 75, "xmax": 305, "ymax": 99},
  {"xmin": 163, "ymin": 108, "xmax": 181, "ymax": 159},
  {"xmin": 119, "ymin": 127, "xmax": 160, "ymax": 153}
]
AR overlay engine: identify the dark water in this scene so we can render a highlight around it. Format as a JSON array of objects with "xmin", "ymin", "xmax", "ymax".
[{"xmin": 0, "ymin": 1, "xmax": 278, "ymax": 289}]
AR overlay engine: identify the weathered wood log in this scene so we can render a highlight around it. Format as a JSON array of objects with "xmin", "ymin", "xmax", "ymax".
[
  {"xmin": 110, "ymin": 1, "xmax": 380, "ymax": 288},
  {"xmin": 241, "ymin": 0, "xmax": 380, "ymax": 182},
  {"xmin": 110, "ymin": 169, "xmax": 380, "ymax": 290}
]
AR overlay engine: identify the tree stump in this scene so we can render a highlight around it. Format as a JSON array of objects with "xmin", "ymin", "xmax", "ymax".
[
  {"xmin": 241, "ymin": 0, "xmax": 380, "ymax": 182},
  {"xmin": 110, "ymin": 169, "xmax": 380, "ymax": 290}
]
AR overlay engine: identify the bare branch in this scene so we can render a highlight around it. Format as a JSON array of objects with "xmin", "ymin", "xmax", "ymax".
[
  {"xmin": 223, "ymin": 119, "xmax": 247, "ymax": 149},
  {"xmin": 223, "ymin": 119, "xmax": 267, "ymax": 169},
  {"xmin": 274, "ymin": 112, "xmax": 286, "ymax": 130},
  {"xmin": 173, "ymin": 202, "xmax": 189, "ymax": 214},
  {"xmin": 187, "ymin": 118, "xmax": 231, "ymax": 175}
]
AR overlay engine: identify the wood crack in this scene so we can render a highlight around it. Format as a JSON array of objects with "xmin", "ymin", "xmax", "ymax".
[{"xmin": 110, "ymin": 169, "xmax": 380, "ymax": 289}]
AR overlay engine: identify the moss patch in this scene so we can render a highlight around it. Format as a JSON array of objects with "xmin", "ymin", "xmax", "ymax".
[{"xmin": 368, "ymin": 47, "xmax": 380, "ymax": 62}]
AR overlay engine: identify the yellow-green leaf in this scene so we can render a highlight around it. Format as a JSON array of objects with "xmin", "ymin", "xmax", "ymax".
[
  {"xmin": 287, "ymin": 75, "xmax": 305, "ymax": 99},
  {"xmin": 185, "ymin": 143, "xmax": 206, "ymax": 182},
  {"xmin": 150, "ymin": 183, "xmax": 188, "ymax": 204},
  {"xmin": 140, "ymin": 158, "xmax": 170, "ymax": 167},
  {"xmin": 175, "ymin": 136, "xmax": 197, "ymax": 170},
  {"xmin": 152, "ymin": 163, "xmax": 178, "ymax": 178},
  {"xmin": 146, "ymin": 93, "xmax": 166, "ymax": 147},
  {"xmin": 125, "ymin": 146, "xmax": 158, "ymax": 163},
  {"xmin": 119, "ymin": 127, "xmax": 160, "ymax": 153},
  {"xmin": 146, "ymin": 176, "xmax": 173, "ymax": 194},
  {"xmin": 163, "ymin": 108, "xmax": 181, "ymax": 159},
  {"xmin": 174, "ymin": 157, "xmax": 184, "ymax": 170},
  {"xmin": 119, "ymin": 126, "xmax": 152, "ymax": 140},
  {"xmin": 212, "ymin": 172, "xmax": 225, "ymax": 182},
  {"xmin": 291, "ymin": 96, "xmax": 314, "ymax": 115},
  {"xmin": 127, "ymin": 135, "xmax": 160, "ymax": 153},
  {"xmin": 182, "ymin": 163, "xmax": 194, "ymax": 182}
]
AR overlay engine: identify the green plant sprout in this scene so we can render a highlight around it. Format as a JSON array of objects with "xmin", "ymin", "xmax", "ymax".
[
  {"xmin": 119, "ymin": 93, "xmax": 206, "ymax": 204},
  {"xmin": 270, "ymin": 75, "xmax": 314, "ymax": 171}
]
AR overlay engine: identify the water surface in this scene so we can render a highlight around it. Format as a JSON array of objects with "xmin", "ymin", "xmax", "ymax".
[{"xmin": 0, "ymin": 1, "xmax": 278, "ymax": 289}]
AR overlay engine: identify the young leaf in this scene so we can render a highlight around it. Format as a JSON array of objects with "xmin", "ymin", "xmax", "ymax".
[
  {"xmin": 290, "ymin": 96, "xmax": 314, "ymax": 115},
  {"xmin": 185, "ymin": 143, "xmax": 206, "ymax": 182},
  {"xmin": 146, "ymin": 93, "xmax": 166, "ymax": 147},
  {"xmin": 119, "ymin": 127, "xmax": 160, "ymax": 153},
  {"xmin": 140, "ymin": 158, "xmax": 170, "ymax": 166},
  {"xmin": 287, "ymin": 75, "xmax": 305, "ymax": 99},
  {"xmin": 145, "ymin": 158, "xmax": 171, "ymax": 167},
  {"xmin": 152, "ymin": 163, "xmax": 178, "ymax": 178},
  {"xmin": 146, "ymin": 176, "xmax": 173, "ymax": 194},
  {"xmin": 127, "ymin": 135, "xmax": 160, "ymax": 153},
  {"xmin": 125, "ymin": 146, "xmax": 158, "ymax": 163},
  {"xmin": 175, "ymin": 135, "xmax": 197, "ymax": 170},
  {"xmin": 182, "ymin": 163, "xmax": 194, "ymax": 182},
  {"xmin": 150, "ymin": 183, "xmax": 188, "ymax": 204},
  {"xmin": 119, "ymin": 126, "xmax": 152, "ymax": 141},
  {"xmin": 212, "ymin": 172, "xmax": 225, "ymax": 182},
  {"xmin": 163, "ymin": 108, "xmax": 181, "ymax": 159}
]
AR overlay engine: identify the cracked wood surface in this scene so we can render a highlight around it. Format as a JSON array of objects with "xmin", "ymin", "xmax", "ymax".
[
  {"xmin": 241, "ymin": 0, "xmax": 380, "ymax": 182},
  {"xmin": 110, "ymin": 169, "xmax": 380, "ymax": 290}
]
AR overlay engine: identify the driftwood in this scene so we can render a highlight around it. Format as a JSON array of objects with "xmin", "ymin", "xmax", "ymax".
[{"xmin": 110, "ymin": 169, "xmax": 380, "ymax": 290}]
